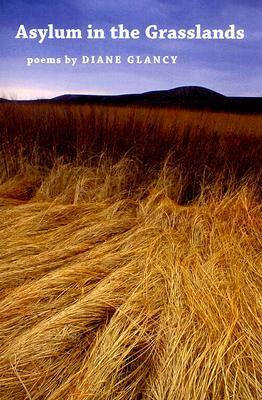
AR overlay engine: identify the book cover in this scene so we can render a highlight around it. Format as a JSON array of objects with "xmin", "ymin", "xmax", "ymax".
[{"xmin": 0, "ymin": 1, "xmax": 261, "ymax": 399}]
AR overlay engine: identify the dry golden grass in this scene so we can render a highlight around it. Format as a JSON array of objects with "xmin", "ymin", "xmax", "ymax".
[{"xmin": 0, "ymin": 104, "xmax": 261, "ymax": 399}]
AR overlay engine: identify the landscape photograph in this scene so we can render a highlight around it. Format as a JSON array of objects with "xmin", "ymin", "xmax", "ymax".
[{"xmin": 0, "ymin": 1, "xmax": 261, "ymax": 399}]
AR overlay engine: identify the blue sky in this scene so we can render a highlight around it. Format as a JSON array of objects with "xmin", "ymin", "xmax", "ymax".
[{"xmin": 0, "ymin": 0, "xmax": 261, "ymax": 99}]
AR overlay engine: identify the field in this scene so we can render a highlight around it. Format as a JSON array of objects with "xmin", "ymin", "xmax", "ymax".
[{"xmin": 0, "ymin": 103, "xmax": 261, "ymax": 399}]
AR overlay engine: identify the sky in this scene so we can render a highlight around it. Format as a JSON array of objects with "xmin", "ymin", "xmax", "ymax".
[{"xmin": 0, "ymin": 0, "xmax": 261, "ymax": 99}]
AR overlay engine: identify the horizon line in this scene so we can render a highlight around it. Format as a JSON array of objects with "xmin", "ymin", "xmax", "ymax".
[{"xmin": 1, "ymin": 85, "xmax": 262, "ymax": 101}]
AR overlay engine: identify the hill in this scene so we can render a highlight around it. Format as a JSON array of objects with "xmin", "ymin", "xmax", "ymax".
[
  {"xmin": 51, "ymin": 86, "xmax": 262, "ymax": 113},
  {"xmin": 1, "ymin": 86, "xmax": 261, "ymax": 113}
]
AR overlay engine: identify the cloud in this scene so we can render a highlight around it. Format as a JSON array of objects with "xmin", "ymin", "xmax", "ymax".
[
  {"xmin": 67, "ymin": 0, "xmax": 168, "ymax": 25},
  {"xmin": 0, "ymin": 85, "xmax": 60, "ymax": 100}
]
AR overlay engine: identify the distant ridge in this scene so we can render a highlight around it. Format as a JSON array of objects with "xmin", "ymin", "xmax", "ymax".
[
  {"xmin": 1, "ymin": 86, "xmax": 261, "ymax": 114},
  {"xmin": 140, "ymin": 86, "xmax": 226, "ymax": 98}
]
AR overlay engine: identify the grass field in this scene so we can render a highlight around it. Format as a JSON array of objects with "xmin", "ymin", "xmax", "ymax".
[{"xmin": 0, "ymin": 103, "xmax": 261, "ymax": 399}]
